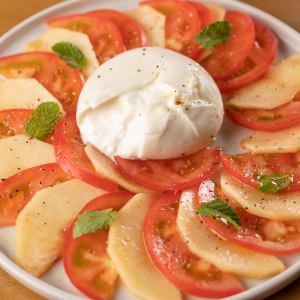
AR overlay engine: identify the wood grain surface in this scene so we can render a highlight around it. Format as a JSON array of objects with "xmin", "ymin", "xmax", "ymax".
[{"xmin": 0, "ymin": 0, "xmax": 300, "ymax": 299}]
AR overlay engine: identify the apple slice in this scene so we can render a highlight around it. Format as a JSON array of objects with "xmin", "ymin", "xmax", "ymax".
[
  {"xmin": 0, "ymin": 135, "xmax": 56, "ymax": 179},
  {"xmin": 229, "ymin": 55, "xmax": 300, "ymax": 109},
  {"xmin": 241, "ymin": 125, "xmax": 300, "ymax": 153},
  {"xmin": 85, "ymin": 144, "xmax": 155, "ymax": 193},
  {"xmin": 15, "ymin": 179, "xmax": 105, "ymax": 276},
  {"xmin": 205, "ymin": 3, "xmax": 226, "ymax": 22},
  {"xmin": 128, "ymin": 5, "xmax": 166, "ymax": 47},
  {"xmin": 27, "ymin": 28, "xmax": 99, "ymax": 77},
  {"xmin": 0, "ymin": 78, "xmax": 63, "ymax": 111},
  {"xmin": 107, "ymin": 193, "xmax": 181, "ymax": 300},
  {"xmin": 221, "ymin": 172, "xmax": 300, "ymax": 221},
  {"xmin": 177, "ymin": 190, "xmax": 284, "ymax": 278}
]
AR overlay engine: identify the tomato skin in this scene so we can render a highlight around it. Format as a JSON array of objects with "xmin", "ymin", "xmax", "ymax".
[
  {"xmin": 88, "ymin": 10, "xmax": 147, "ymax": 49},
  {"xmin": 198, "ymin": 179, "xmax": 300, "ymax": 255},
  {"xmin": 0, "ymin": 163, "xmax": 71, "ymax": 227},
  {"xmin": 48, "ymin": 14, "xmax": 126, "ymax": 64},
  {"xmin": 143, "ymin": 193, "xmax": 244, "ymax": 298},
  {"xmin": 217, "ymin": 21, "xmax": 278, "ymax": 93},
  {"xmin": 187, "ymin": 1, "xmax": 214, "ymax": 27},
  {"xmin": 201, "ymin": 11, "xmax": 255, "ymax": 80},
  {"xmin": 64, "ymin": 192, "xmax": 133, "ymax": 300},
  {"xmin": 115, "ymin": 148, "xmax": 220, "ymax": 192},
  {"xmin": 54, "ymin": 115, "xmax": 118, "ymax": 192}
]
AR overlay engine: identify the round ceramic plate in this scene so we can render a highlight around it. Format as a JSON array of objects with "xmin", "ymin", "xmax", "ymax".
[{"xmin": 0, "ymin": 0, "xmax": 300, "ymax": 299}]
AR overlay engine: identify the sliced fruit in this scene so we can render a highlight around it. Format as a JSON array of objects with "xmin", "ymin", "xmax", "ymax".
[
  {"xmin": 205, "ymin": 3, "xmax": 226, "ymax": 22},
  {"xmin": 0, "ymin": 78, "xmax": 63, "ymax": 111},
  {"xmin": 229, "ymin": 55, "xmax": 300, "ymax": 109},
  {"xmin": 27, "ymin": 28, "xmax": 99, "ymax": 78},
  {"xmin": 187, "ymin": 1, "xmax": 214, "ymax": 27},
  {"xmin": 144, "ymin": 193, "xmax": 244, "ymax": 297},
  {"xmin": 107, "ymin": 193, "xmax": 181, "ymax": 300},
  {"xmin": 177, "ymin": 190, "xmax": 285, "ymax": 278},
  {"xmin": 128, "ymin": 5, "xmax": 166, "ymax": 47},
  {"xmin": 63, "ymin": 192, "xmax": 132, "ymax": 300},
  {"xmin": 15, "ymin": 179, "xmax": 105, "ymax": 276},
  {"xmin": 0, "ymin": 135, "xmax": 55, "ymax": 179},
  {"xmin": 241, "ymin": 125, "xmax": 300, "ymax": 154},
  {"xmin": 221, "ymin": 172, "xmax": 300, "ymax": 221}
]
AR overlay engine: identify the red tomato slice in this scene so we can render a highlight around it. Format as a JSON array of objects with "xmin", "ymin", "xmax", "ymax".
[
  {"xmin": 226, "ymin": 94, "xmax": 300, "ymax": 131},
  {"xmin": 0, "ymin": 163, "xmax": 71, "ymax": 227},
  {"xmin": 217, "ymin": 21, "xmax": 278, "ymax": 93},
  {"xmin": 54, "ymin": 114, "xmax": 118, "ymax": 192},
  {"xmin": 48, "ymin": 14, "xmax": 126, "ymax": 64},
  {"xmin": 144, "ymin": 0, "xmax": 201, "ymax": 59},
  {"xmin": 115, "ymin": 148, "xmax": 220, "ymax": 192},
  {"xmin": 88, "ymin": 10, "xmax": 147, "ymax": 49},
  {"xmin": 0, "ymin": 52, "xmax": 84, "ymax": 114},
  {"xmin": 220, "ymin": 152, "xmax": 300, "ymax": 192},
  {"xmin": 201, "ymin": 11, "xmax": 255, "ymax": 80},
  {"xmin": 143, "ymin": 193, "xmax": 244, "ymax": 297},
  {"xmin": 64, "ymin": 192, "xmax": 133, "ymax": 300},
  {"xmin": 187, "ymin": 1, "xmax": 214, "ymax": 27},
  {"xmin": 198, "ymin": 179, "xmax": 300, "ymax": 255}
]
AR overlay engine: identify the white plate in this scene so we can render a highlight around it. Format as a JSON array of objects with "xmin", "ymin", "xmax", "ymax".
[{"xmin": 0, "ymin": 0, "xmax": 300, "ymax": 299}]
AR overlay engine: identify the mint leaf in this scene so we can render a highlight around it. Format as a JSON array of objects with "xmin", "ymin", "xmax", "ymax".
[
  {"xmin": 258, "ymin": 173, "xmax": 292, "ymax": 193},
  {"xmin": 197, "ymin": 198, "xmax": 240, "ymax": 229},
  {"xmin": 73, "ymin": 209, "xmax": 117, "ymax": 238},
  {"xmin": 25, "ymin": 102, "xmax": 60, "ymax": 140},
  {"xmin": 52, "ymin": 42, "xmax": 87, "ymax": 69},
  {"xmin": 195, "ymin": 21, "xmax": 233, "ymax": 49}
]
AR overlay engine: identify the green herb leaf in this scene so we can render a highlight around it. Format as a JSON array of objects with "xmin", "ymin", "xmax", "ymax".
[
  {"xmin": 52, "ymin": 42, "xmax": 87, "ymax": 69},
  {"xmin": 197, "ymin": 198, "xmax": 240, "ymax": 229},
  {"xmin": 258, "ymin": 173, "xmax": 292, "ymax": 193},
  {"xmin": 195, "ymin": 21, "xmax": 233, "ymax": 49},
  {"xmin": 25, "ymin": 102, "xmax": 60, "ymax": 140},
  {"xmin": 73, "ymin": 209, "xmax": 117, "ymax": 238}
]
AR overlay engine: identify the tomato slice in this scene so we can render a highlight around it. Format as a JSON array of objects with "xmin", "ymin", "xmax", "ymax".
[
  {"xmin": 201, "ymin": 11, "xmax": 255, "ymax": 80},
  {"xmin": 226, "ymin": 94, "xmax": 300, "ymax": 131},
  {"xmin": 0, "ymin": 52, "xmax": 84, "ymax": 114},
  {"xmin": 220, "ymin": 152, "xmax": 300, "ymax": 192},
  {"xmin": 0, "ymin": 163, "xmax": 71, "ymax": 227},
  {"xmin": 217, "ymin": 21, "xmax": 278, "ymax": 93},
  {"xmin": 144, "ymin": 0, "xmax": 201, "ymax": 59},
  {"xmin": 48, "ymin": 14, "xmax": 126, "ymax": 64},
  {"xmin": 115, "ymin": 148, "xmax": 220, "ymax": 192},
  {"xmin": 199, "ymin": 178, "xmax": 300, "ymax": 255},
  {"xmin": 187, "ymin": 1, "xmax": 214, "ymax": 27},
  {"xmin": 54, "ymin": 114, "xmax": 118, "ymax": 192},
  {"xmin": 143, "ymin": 193, "xmax": 243, "ymax": 297},
  {"xmin": 88, "ymin": 10, "xmax": 147, "ymax": 49},
  {"xmin": 64, "ymin": 192, "xmax": 133, "ymax": 300}
]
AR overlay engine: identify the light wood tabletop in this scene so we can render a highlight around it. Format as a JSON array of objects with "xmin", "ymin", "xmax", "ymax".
[{"xmin": 0, "ymin": 0, "xmax": 300, "ymax": 299}]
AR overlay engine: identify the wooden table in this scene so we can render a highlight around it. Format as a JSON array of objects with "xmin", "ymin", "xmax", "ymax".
[{"xmin": 0, "ymin": 0, "xmax": 300, "ymax": 299}]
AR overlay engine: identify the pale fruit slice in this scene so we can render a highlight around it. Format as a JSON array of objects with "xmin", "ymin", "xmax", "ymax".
[
  {"xmin": 0, "ymin": 135, "xmax": 55, "ymax": 179},
  {"xmin": 27, "ymin": 28, "xmax": 99, "ymax": 77},
  {"xmin": 15, "ymin": 179, "xmax": 105, "ymax": 276},
  {"xmin": 205, "ymin": 3, "xmax": 226, "ymax": 21},
  {"xmin": 241, "ymin": 125, "xmax": 300, "ymax": 153},
  {"xmin": 177, "ymin": 190, "xmax": 284, "ymax": 278},
  {"xmin": 229, "ymin": 55, "xmax": 300, "ymax": 109},
  {"xmin": 108, "ymin": 193, "xmax": 181, "ymax": 300},
  {"xmin": 85, "ymin": 144, "xmax": 155, "ymax": 193},
  {"xmin": 128, "ymin": 5, "xmax": 166, "ymax": 47},
  {"xmin": 0, "ymin": 78, "xmax": 63, "ymax": 111},
  {"xmin": 221, "ymin": 172, "xmax": 300, "ymax": 221}
]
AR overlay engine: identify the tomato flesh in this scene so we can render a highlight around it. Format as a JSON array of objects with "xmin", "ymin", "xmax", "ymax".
[
  {"xmin": 88, "ymin": 10, "xmax": 147, "ymax": 49},
  {"xmin": 199, "ymin": 179, "xmax": 300, "ymax": 255},
  {"xmin": 54, "ymin": 115, "xmax": 118, "ymax": 192},
  {"xmin": 201, "ymin": 11, "xmax": 255, "ymax": 80},
  {"xmin": 0, "ymin": 52, "xmax": 84, "ymax": 114},
  {"xmin": 48, "ymin": 14, "xmax": 126, "ymax": 64},
  {"xmin": 143, "ymin": 193, "xmax": 244, "ymax": 298},
  {"xmin": 0, "ymin": 163, "xmax": 71, "ymax": 227},
  {"xmin": 115, "ymin": 148, "xmax": 220, "ymax": 192},
  {"xmin": 64, "ymin": 192, "xmax": 133, "ymax": 300},
  {"xmin": 187, "ymin": 1, "xmax": 214, "ymax": 27}
]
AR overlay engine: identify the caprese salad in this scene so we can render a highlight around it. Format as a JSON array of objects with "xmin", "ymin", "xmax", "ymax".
[{"xmin": 0, "ymin": 0, "xmax": 300, "ymax": 299}]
